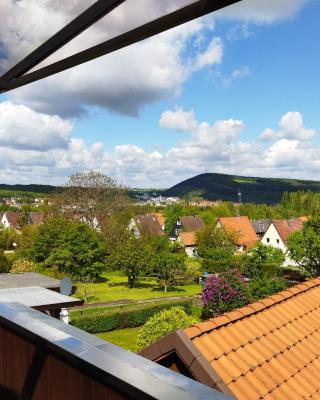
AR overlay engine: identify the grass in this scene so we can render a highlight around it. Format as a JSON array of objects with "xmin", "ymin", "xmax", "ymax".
[
  {"xmin": 97, "ymin": 327, "xmax": 140, "ymax": 352},
  {"xmin": 75, "ymin": 271, "xmax": 201, "ymax": 304}
]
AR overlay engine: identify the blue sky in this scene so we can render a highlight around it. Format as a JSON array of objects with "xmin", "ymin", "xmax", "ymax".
[{"xmin": 0, "ymin": 0, "xmax": 319, "ymax": 187}]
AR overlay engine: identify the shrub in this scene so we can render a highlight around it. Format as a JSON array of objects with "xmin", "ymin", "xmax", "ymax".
[
  {"xmin": 11, "ymin": 258, "xmax": 37, "ymax": 273},
  {"xmin": 0, "ymin": 252, "xmax": 12, "ymax": 273},
  {"xmin": 249, "ymin": 277, "xmax": 287, "ymax": 300},
  {"xmin": 136, "ymin": 306, "xmax": 195, "ymax": 351},
  {"xmin": 202, "ymin": 249, "xmax": 244, "ymax": 273},
  {"xmin": 71, "ymin": 300, "xmax": 192, "ymax": 334},
  {"xmin": 201, "ymin": 269, "xmax": 250, "ymax": 317}
]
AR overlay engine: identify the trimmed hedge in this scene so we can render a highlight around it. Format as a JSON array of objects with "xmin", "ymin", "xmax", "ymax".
[{"xmin": 71, "ymin": 300, "xmax": 192, "ymax": 334}]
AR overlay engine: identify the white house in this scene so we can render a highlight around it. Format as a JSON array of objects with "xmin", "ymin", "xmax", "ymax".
[{"xmin": 261, "ymin": 218, "xmax": 306, "ymax": 266}]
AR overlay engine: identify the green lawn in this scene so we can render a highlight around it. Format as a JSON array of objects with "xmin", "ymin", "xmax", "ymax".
[
  {"xmin": 75, "ymin": 271, "xmax": 201, "ymax": 303},
  {"xmin": 97, "ymin": 327, "xmax": 140, "ymax": 352}
]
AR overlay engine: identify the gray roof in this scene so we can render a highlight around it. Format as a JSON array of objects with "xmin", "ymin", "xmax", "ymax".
[
  {"xmin": 0, "ymin": 272, "xmax": 60, "ymax": 290},
  {"xmin": 251, "ymin": 219, "xmax": 272, "ymax": 235},
  {"xmin": 133, "ymin": 214, "xmax": 164, "ymax": 236},
  {"xmin": 0, "ymin": 286, "xmax": 82, "ymax": 310},
  {"xmin": 179, "ymin": 215, "xmax": 205, "ymax": 232}
]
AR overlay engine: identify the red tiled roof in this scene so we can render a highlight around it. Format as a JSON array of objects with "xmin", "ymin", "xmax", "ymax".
[
  {"xmin": 218, "ymin": 216, "xmax": 259, "ymax": 249},
  {"xmin": 183, "ymin": 278, "xmax": 320, "ymax": 399},
  {"xmin": 28, "ymin": 212, "xmax": 44, "ymax": 225},
  {"xmin": 273, "ymin": 218, "xmax": 305, "ymax": 244},
  {"xmin": 4, "ymin": 211, "xmax": 21, "ymax": 228},
  {"xmin": 133, "ymin": 214, "xmax": 164, "ymax": 236}
]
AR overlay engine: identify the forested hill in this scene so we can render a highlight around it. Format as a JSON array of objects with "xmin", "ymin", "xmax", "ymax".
[
  {"xmin": 163, "ymin": 173, "xmax": 320, "ymax": 204},
  {"xmin": 0, "ymin": 184, "xmax": 56, "ymax": 195}
]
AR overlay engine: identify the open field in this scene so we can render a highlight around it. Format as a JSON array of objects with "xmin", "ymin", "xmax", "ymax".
[{"xmin": 75, "ymin": 271, "xmax": 201, "ymax": 303}]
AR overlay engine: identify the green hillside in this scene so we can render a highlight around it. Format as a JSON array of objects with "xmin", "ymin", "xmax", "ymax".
[{"xmin": 163, "ymin": 173, "xmax": 320, "ymax": 204}]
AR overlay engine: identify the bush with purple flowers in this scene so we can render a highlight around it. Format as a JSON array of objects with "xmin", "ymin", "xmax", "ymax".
[{"xmin": 201, "ymin": 269, "xmax": 250, "ymax": 317}]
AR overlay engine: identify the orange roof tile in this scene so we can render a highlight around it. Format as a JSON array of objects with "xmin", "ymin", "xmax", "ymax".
[
  {"xmin": 184, "ymin": 278, "xmax": 320, "ymax": 399},
  {"xmin": 179, "ymin": 231, "xmax": 197, "ymax": 246},
  {"xmin": 151, "ymin": 212, "xmax": 166, "ymax": 227},
  {"xmin": 218, "ymin": 216, "xmax": 259, "ymax": 249}
]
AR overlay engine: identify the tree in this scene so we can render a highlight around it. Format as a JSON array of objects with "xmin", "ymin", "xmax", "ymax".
[
  {"xmin": 136, "ymin": 307, "xmax": 195, "ymax": 351},
  {"xmin": 50, "ymin": 171, "xmax": 129, "ymax": 229},
  {"xmin": 287, "ymin": 215, "xmax": 320, "ymax": 276},
  {"xmin": 0, "ymin": 252, "xmax": 11, "ymax": 273},
  {"xmin": 202, "ymin": 269, "xmax": 250, "ymax": 317},
  {"xmin": 154, "ymin": 252, "xmax": 186, "ymax": 292},
  {"xmin": 197, "ymin": 224, "xmax": 236, "ymax": 256},
  {"xmin": 106, "ymin": 238, "xmax": 152, "ymax": 288},
  {"xmin": 241, "ymin": 243, "xmax": 285, "ymax": 279},
  {"xmin": 31, "ymin": 218, "xmax": 106, "ymax": 281},
  {"xmin": 249, "ymin": 277, "xmax": 286, "ymax": 300}
]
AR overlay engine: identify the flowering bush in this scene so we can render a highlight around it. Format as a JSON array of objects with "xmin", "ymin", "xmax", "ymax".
[{"xmin": 202, "ymin": 269, "xmax": 250, "ymax": 317}]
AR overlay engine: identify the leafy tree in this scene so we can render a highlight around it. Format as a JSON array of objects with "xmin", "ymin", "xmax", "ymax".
[
  {"xmin": 136, "ymin": 306, "xmax": 195, "ymax": 351},
  {"xmin": 106, "ymin": 238, "xmax": 153, "ymax": 288},
  {"xmin": 241, "ymin": 243, "xmax": 285, "ymax": 279},
  {"xmin": 202, "ymin": 269, "xmax": 250, "ymax": 317},
  {"xmin": 197, "ymin": 224, "xmax": 236, "ymax": 256},
  {"xmin": 287, "ymin": 215, "xmax": 320, "ymax": 276},
  {"xmin": 31, "ymin": 218, "xmax": 106, "ymax": 281},
  {"xmin": 249, "ymin": 277, "xmax": 287, "ymax": 300},
  {"xmin": 0, "ymin": 228, "xmax": 16, "ymax": 250},
  {"xmin": 154, "ymin": 252, "xmax": 186, "ymax": 292},
  {"xmin": 201, "ymin": 248, "xmax": 243, "ymax": 273},
  {"xmin": 0, "ymin": 252, "xmax": 11, "ymax": 273}
]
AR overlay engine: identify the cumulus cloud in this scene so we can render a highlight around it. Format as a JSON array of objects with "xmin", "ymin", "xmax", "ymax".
[
  {"xmin": 159, "ymin": 108, "xmax": 197, "ymax": 131},
  {"xmin": 0, "ymin": 101, "xmax": 72, "ymax": 151},
  {"xmin": 0, "ymin": 104, "xmax": 319, "ymax": 186},
  {"xmin": 1, "ymin": 0, "xmax": 219, "ymax": 117},
  {"xmin": 260, "ymin": 111, "xmax": 318, "ymax": 141}
]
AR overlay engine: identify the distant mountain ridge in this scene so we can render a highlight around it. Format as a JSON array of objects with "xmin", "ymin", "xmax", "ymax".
[{"xmin": 163, "ymin": 173, "xmax": 320, "ymax": 204}]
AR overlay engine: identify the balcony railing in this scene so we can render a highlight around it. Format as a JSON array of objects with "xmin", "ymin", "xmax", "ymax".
[{"xmin": 0, "ymin": 301, "xmax": 230, "ymax": 399}]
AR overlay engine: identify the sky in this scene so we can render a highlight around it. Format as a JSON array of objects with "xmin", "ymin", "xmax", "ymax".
[{"xmin": 0, "ymin": 0, "xmax": 319, "ymax": 188}]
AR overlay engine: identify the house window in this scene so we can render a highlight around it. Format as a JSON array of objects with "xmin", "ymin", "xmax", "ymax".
[
  {"xmin": 276, "ymin": 239, "xmax": 280, "ymax": 244},
  {"xmin": 266, "ymin": 238, "xmax": 270, "ymax": 243},
  {"xmin": 175, "ymin": 229, "xmax": 181, "ymax": 235}
]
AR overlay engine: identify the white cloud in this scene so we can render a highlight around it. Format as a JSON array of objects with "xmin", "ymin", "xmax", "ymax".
[
  {"xmin": 159, "ymin": 108, "xmax": 197, "ymax": 131},
  {"xmin": 0, "ymin": 101, "xmax": 72, "ymax": 151},
  {"xmin": 194, "ymin": 37, "xmax": 223, "ymax": 69},
  {"xmin": 217, "ymin": 0, "xmax": 310, "ymax": 24},
  {"xmin": 260, "ymin": 111, "xmax": 317, "ymax": 141},
  {"xmin": 223, "ymin": 65, "xmax": 251, "ymax": 86}
]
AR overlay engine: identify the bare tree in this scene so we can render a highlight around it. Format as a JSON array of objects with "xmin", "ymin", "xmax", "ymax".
[{"xmin": 50, "ymin": 171, "xmax": 129, "ymax": 229}]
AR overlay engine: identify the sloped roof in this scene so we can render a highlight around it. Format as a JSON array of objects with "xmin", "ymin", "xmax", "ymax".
[
  {"xmin": 251, "ymin": 219, "xmax": 271, "ymax": 235},
  {"xmin": 218, "ymin": 216, "xmax": 259, "ymax": 249},
  {"xmin": 180, "ymin": 216, "xmax": 205, "ymax": 232},
  {"xmin": 273, "ymin": 218, "xmax": 305, "ymax": 244},
  {"xmin": 4, "ymin": 211, "xmax": 21, "ymax": 228},
  {"xmin": 133, "ymin": 214, "xmax": 164, "ymax": 236},
  {"xmin": 179, "ymin": 232, "xmax": 197, "ymax": 246},
  {"xmin": 142, "ymin": 278, "xmax": 320, "ymax": 399},
  {"xmin": 28, "ymin": 212, "xmax": 44, "ymax": 225},
  {"xmin": 152, "ymin": 212, "xmax": 166, "ymax": 227}
]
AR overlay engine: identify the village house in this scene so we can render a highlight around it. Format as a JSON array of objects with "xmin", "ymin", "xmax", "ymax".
[
  {"xmin": 169, "ymin": 215, "xmax": 205, "ymax": 241},
  {"xmin": 1, "ymin": 211, "xmax": 21, "ymax": 231},
  {"xmin": 129, "ymin": 213, "xmax": 165, "ymax": 238},
  {"xmin": 178, "ymin": 232, "xmax": 198, "ymax": 257},
  {"xmin": 217, "ymin": 216, "xmax": 259, "ymax": 252},
  {"xmin": 27, "ymin": 212, "xmax": 44, "ymax": 225},
  {"xmin": 141, "ymin": 278, "xmax": 320, "ymax": 400},
  {"xmin": 261, "ymin": 218, "xmax": 306, "ymax": 265}
]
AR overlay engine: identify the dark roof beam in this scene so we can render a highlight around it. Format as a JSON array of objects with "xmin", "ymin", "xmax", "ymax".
[
  {"xmin": 0, "ymin": 0, "xmax": 242, "ymax": 93},
  {"xmin": 0, "ymin": 0, "xmax": 127, "ymax": 83}
]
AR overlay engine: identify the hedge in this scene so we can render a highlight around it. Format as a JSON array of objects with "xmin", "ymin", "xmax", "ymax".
[{"xmin": 71, "ymin": 299, "xmax": 192, "ymax": 334}]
